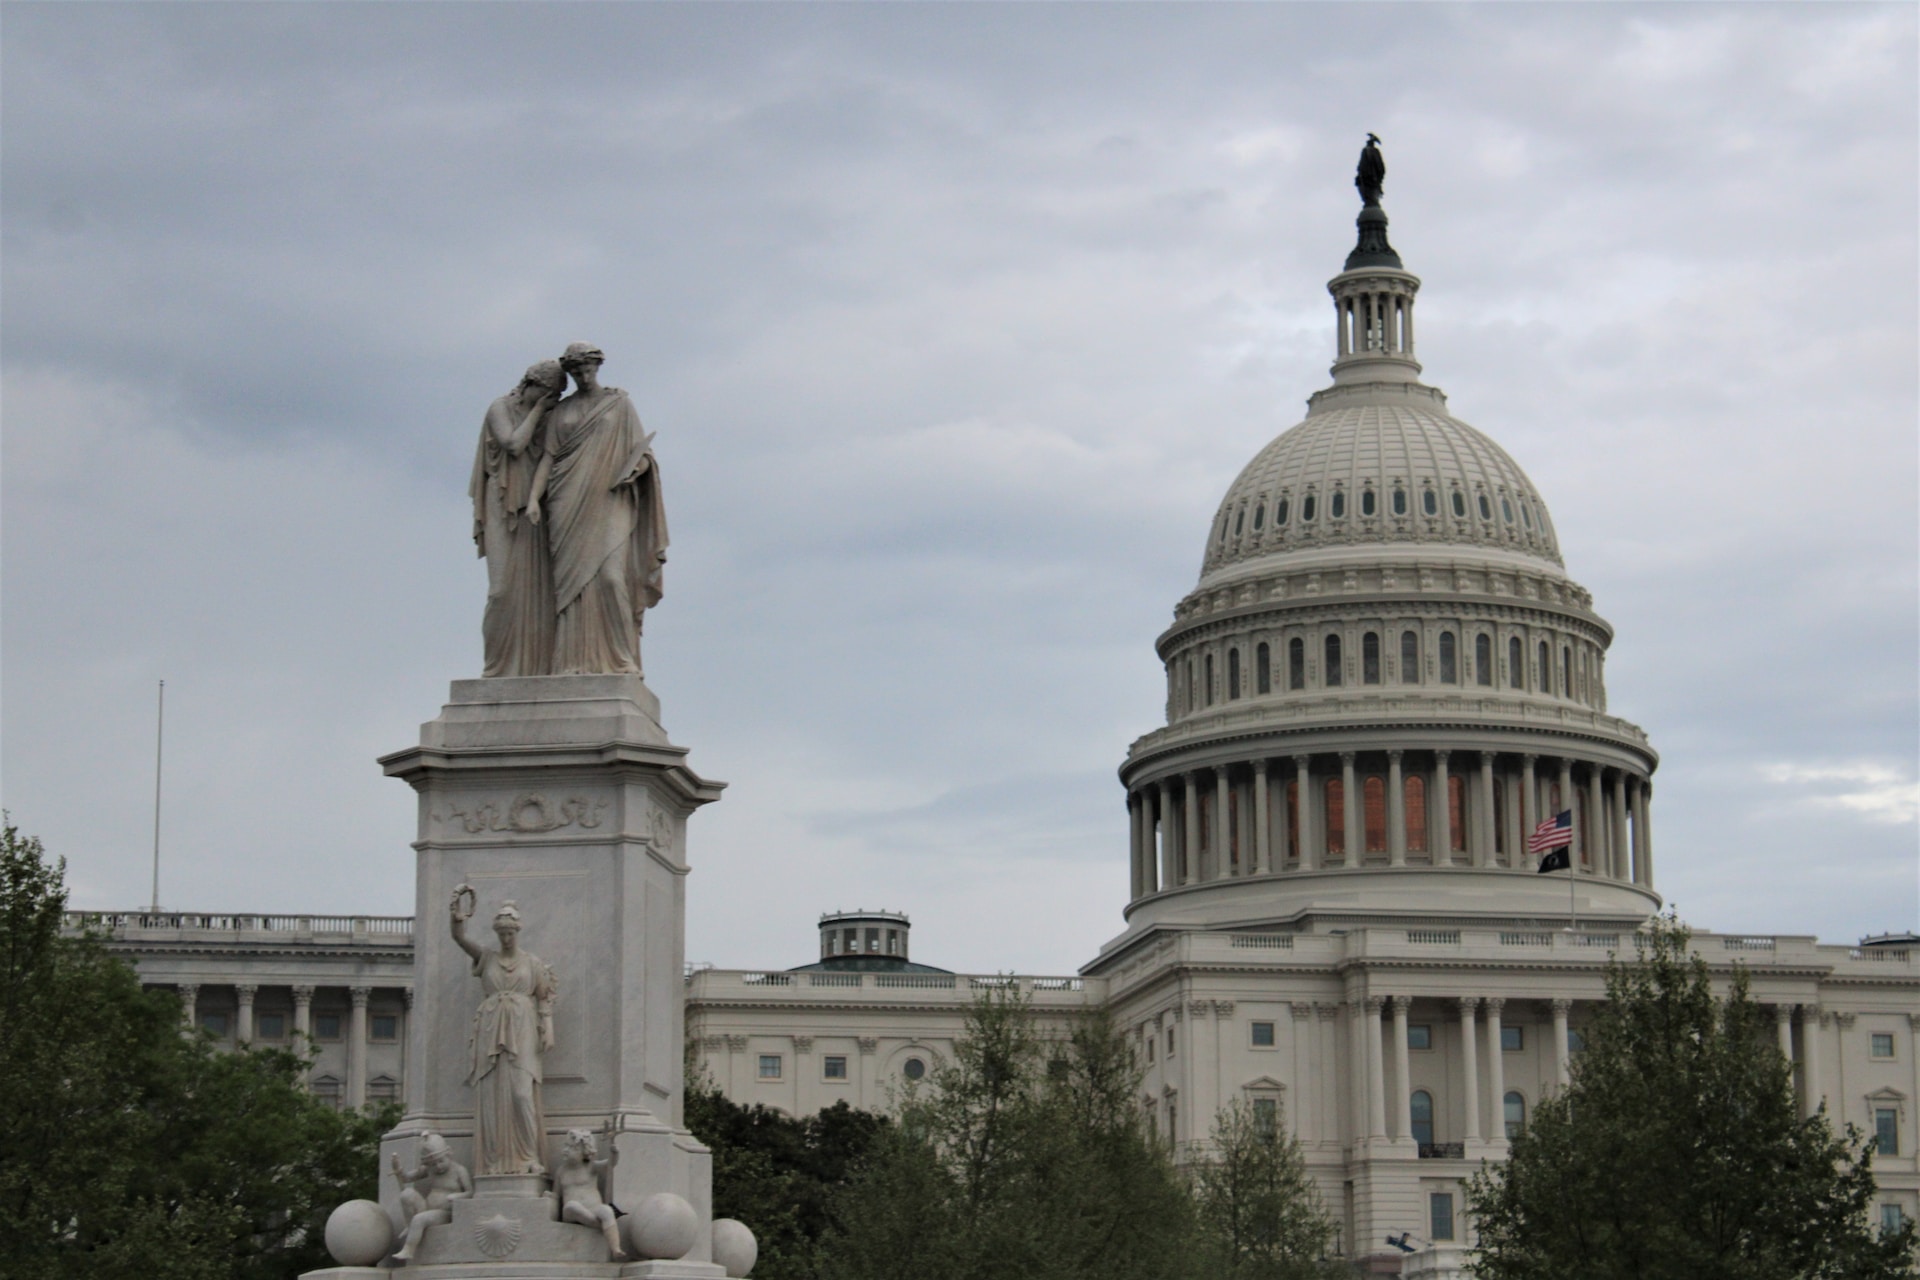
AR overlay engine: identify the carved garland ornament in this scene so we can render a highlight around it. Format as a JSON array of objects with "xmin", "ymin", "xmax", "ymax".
[{"xmin": 438, "ymin": 792, "xmax": 607, "ymax": 835}]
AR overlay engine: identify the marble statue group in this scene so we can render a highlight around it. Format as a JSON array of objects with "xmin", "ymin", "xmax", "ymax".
[{"xmin": 472, "ymin": 343, "xmax": 668, "ymax": 678}]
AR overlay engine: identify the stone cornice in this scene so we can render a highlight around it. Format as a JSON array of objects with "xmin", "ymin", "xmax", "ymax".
[{"xmin": 1160, "ymin": 592, "xmax": 1611, "ymax": 658}]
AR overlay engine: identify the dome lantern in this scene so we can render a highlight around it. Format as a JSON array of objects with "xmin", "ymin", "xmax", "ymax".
[{"xmin": 1331, "ymin": 135, "xmax": 1421, "ymax": 387}]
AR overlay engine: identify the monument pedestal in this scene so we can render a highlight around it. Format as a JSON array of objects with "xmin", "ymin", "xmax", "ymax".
[{"xmin": 373, "ymin": 675, "xmax": 727, "ymax": 1271}]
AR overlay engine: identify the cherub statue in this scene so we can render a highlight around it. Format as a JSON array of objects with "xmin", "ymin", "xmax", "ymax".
[
  {"xmin": 390, "ymin": 1131, "xmax": 473, "ymax": 1262},
  {"xmin": 554, "ymin": 1126, "xmax": 625, "ymax": 1260}
]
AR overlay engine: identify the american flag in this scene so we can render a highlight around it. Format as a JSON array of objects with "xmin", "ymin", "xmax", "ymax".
[{"xmin": 1527, "ymin": 810, "xmax": 1574, "ymax": 854}]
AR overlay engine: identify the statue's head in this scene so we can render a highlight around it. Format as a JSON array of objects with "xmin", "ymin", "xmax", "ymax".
[
  {"xmin": 563, "ymin": 1128, "xmax": 597, "ymax": 1161},
  {"xmin": 492, "ymin": 901, "xmax": 523, "ymax": 945},
  {"xmin": 560, "ymin": 342, "xmax": 605, "ymax": 374},
  {"xmin": 420, "ymin": 1131, "xmax": 453, "ymax": 1171},
  {"xmin": 520, "ymin": 358, "xmax": 566, "ymax": 396}
]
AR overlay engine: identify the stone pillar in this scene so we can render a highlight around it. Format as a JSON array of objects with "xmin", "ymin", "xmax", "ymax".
[
  {"xmin": 1386, "ymin": 751, "xmax": 1406, "ymax": 866},
  {"xmin": 1128, "ymin": 792, "xmax": 1144, "ymax": 898},
  {"xmin": 1521, "ymin": 755, "xmax": 1538, "ymax": 854},
  {"xmin": 1641, "ymin": 783, "xmax": 1655, "ymax": 884},
  {"xmin": 235, "ymin": 983, "xmax": 258, "ymax": 1043},
  {"xmin": 1253, "ymin": 759, "xmax": 1272, "ymax": 875},
  {"xmin": 348, "ymin": 986, "xmax": 371, "ymax": 1110},
  {"xmin": 1611, "ymin": 772, "xmax": 1630, "ymax": 880},
  {"xmin": 1557, "ymin": 760, "xmax": 1577, "ymax": 867},
  {"xmin": 1340, "ymin": 753, "xmax": 1359, "ymax": 865},
  {"xmin": 1290, "ymin": 1003, "xmax": 1317, "ymax": 1143},
  {"xmin": 1476, "ymin": 753, "xmax": 1496, "ymax": 868},
  {"xmin": 1484, "ymin": 998, "xmax": 1506, "ymax": 1143},
  {"xmin": 1184, "ymin": 774, "xmax": 1201, "ymax": 885},
  {"xmin": 1348, "ymin": 1000, "xmax": 1367, "ymax": 1142},
  {"xmin": 292, "ymin": 984, "xmax": 315, "ymax": 1040},
  {"xmin": 1458, "ymin": 997, "xmax": 1480, "ymax": 1142},
  {"xmin": 1800, "ymin": 1004, "xmax": 1824, "ymax": 1117},
  {"xmin": 1391, "ymin": 995, "xmax": 1413, "ymax": 1141},
  {"xmin": 178, "ymin": 983, "xmax": 200, "ymax": 1032},
  {"xmin": 1366, "ymin": 997, "xmax": 1388, "ymax": 1140},
  {"xmin": 1630, "ymin": 777, "xmax": 1648, "ymax": 884},
  {"xmin": 1294, "ymin": 757, "xmax": 1317, "ymax": 871},
  {"xmin": 1433, "ymin": 751, "xmax": 1451, "ymax": 861},
  {"xmin": 1551, "ymin": 998, "xmax": 1571, "ymax": 1090},
  {"xmin": 1159, "ymin": 781, "xmax": 1178, "ymax": 889},
  {"xmin": 1776, "ymin": 1003, "xmax": 1795, "ymax": 1063},
  {"xmin": 1587, "ymin": 768, "xmax": 1607, "ymax": 878},
  {"xmin": 1215, "ymin": 768, "xmax": 1232, "ymax": 880}
]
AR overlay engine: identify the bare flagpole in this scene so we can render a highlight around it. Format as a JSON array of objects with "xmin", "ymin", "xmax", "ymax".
[{"xmin": 150, "ymin": 679, "xmax": 165, "ymax": 915}]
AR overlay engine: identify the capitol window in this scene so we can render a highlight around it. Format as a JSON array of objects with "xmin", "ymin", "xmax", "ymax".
[
  {"xmin": 1325, "ymin": 779, "xmax": 1345, "ymax": 856},
  {"xmin": 1882, "ymin": 1205, "xmax": 1907, "ymax": 1235},
  {"xmin": 1475, "ymin": 634, "xmax": 1493, "ymax": 686},
  {"xmin": 1362, "ymin": 632, "xmax": 1380, "ymax": 684},
  {"xmin": 315, "ymin": 1013, "xmax": 343, "ymax": 1041},
  {"xmin": 1508, "ymin": 637, "xmax": 1523, "ymax": 689},
  {"xmin": 1252, "ymin": 502, "xmax": 1264, "ymax": 531},
  {"xmin": 1521, "ymin": 501, "xmax": 1534, "ymax": 528},
  {"xmin": 1430, "ymin": 1192, "xmax": 1455, "ymax": 1241},
  {"xmin": 1873, "ymin": 1033, "xmax": 1896, "ymax": 1059},
  {"xmin": 1438, "ymin": 631, "xmax": 1457, "ymax": 683},
  {"xmin": 1364, "ymin": 776, "xmax": 1387, "ymax": 853},
  {"xmin": 1501, "ymin": 1025, "xmax": 1523, "ymax": 1051},
  {"xmin": 1504, "ymin": 1092, "xmax": 1526, "ymax": 1139},
  {"xmin": 1538, "ymin": 640, "xmax": 1551, "ymax": 692},
  {"xmin": 1276, "ymin": 497, "xmax": 1290, "ymax": 526},
  {"xmin": 1330, "ymin": 490, "xmax": 1346, "ymax": 519},
  {"xmin": 823, "ymin": 1056, "xmax": 848, "ymax": 1080},
  {"xmin": 903, "ymin": 1057, "xmax": 926, "ymax": 1081},
  {"xmin": 1501, "ymin": 495, "xmax": 1514, "ymax": 523},
  {"xmin": 1411, "ymin": 1090, "xmax": 1435, "ymax": 1146},
  {"xmin": 1288, "ymin": 639, "xmax": 1305, "ymax": 690},
  {"xmin": 1876, "ymin": 1108, "xmax": 1900, "ymax": 1157},
  {"xmin": 1234, "ymin": 506, "xmax": 1246, "ymax": 535},
  {"xmin": 200, "ymin": 1012, "xmax": 229, "ymax": 1038},
  {"xmin": 371, "ymin": 1015, "xmax": 398, "ymax": 1041},
  {"xmin": 1228, "ymin": 649, "xmax": 1242, "ymax": 699},
  {"xmin": 1422, "ymin": 488, "xmax": 1438, "ymax": 516},
  {"xmin": 1251, "ymin": 1021, "xmax": 1276, "ymax": 1047},
  {"xmin": 1324, "ymin": 634, "xmax": 1343, "ymax": 686},
  {"xmin": 1302, "ymin": 494, "xmax": 1317, "ymax": 522},
  {"xmin": 256, "ymin": 1012, "xmax": 286, "ymax": 1040},
  {"xmin": 1407, "ymin": 1024, "xmax": 1432, "ymax": 1051},
  {"xmin": 1205, "ymin": 654, "xmax": 1215, "ymax": 706},
  {"xmin": 1478, "ymin": 493, "xmax": 1492, "ymax": 520},
  {"xmin": 1404, "ymin": 777, "xmax": 1428, "ymax": 853},
  {"xmin": 1256, "ymin": 643, "xmax": 1271, "ymax": 694},
  {"xmin": 1393, "ymin": 486, "xmax": 1407, "ymax": 515},
  {"xmin": 1361, "ymin": 487, "xmax": 1376, "ymax": 516},
  {"xmin": 1451, "ymin": 490, "xmax": 1467, "ymax": 518},
  {"xmin": 1400, "ymin": 631, "xmax": 1419, "ymax": 683},
  {"xmin": 1562, "ymin": 646, "xmax": 1573, "ymax": 697},
  {"xmin": 758, "ymin": 1055, "xmax": 783, "ymax": 1080}
]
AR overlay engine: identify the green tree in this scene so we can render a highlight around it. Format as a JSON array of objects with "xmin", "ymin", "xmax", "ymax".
[
  {"xmin": 1467, "ymin": 916, "xmax": 1918, "ymax": 1280},
  {"xmin": 1191, "ymin": 1098, "xmax": 1340, "ymax": 1280},
  {"xmin": 0, "ymin": 820, "xmax": 392, "ymax": 1280},
  {"xmin": 830, "ymin": 985, "xmax": 1194, "ymax": 1280}
]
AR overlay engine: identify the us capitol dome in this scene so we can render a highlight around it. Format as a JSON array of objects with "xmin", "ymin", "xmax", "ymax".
[{"xmin": 1113, "ymin": 151, "xmax": 1658, "ymax": 935}]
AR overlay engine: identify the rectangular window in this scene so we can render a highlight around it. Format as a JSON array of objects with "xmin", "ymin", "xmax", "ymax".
[
  {"xmin": 1407, "ymin": 1024, "xmax": 1432, "ymax": 1051},
  {"xmin": 371, "ymin": 1015, "xmax": 399, "ymax": 1041},
  {"xmin": 1873, "ymin": 1033, "xmax": 1896, "ymax": 1059},
  {"xmin": 1501, "ymin": 1025, "xmax": 1524, "ymax": 1052},
  {"xmin": 315, "ymin": 1013, "xmax": 343, "ymax": 1041},
  {"xmin": 1876, "ymin": 1109, "xmax": 1900, "ymax": 1157},
  {"xmin": 1167, "ymin": 1026, "xmax": 1176, "ymax": 1056},
  {"xmin": 1429, "ymin": 1192, "xmax": 1455, "ymax": 1241},
  {"xmin": 200, "ymin": 1012, "xmax": 229, "ymax": 1037},
  {"xmin": 823, "ymin": 1055, "xmax": 848, "ymax": 1080},
  {"xmin": 256, "ymin": 1012, "xmax": 286, "ymax": 1040},
  {"xmin": 1883, "ymin": 1204, "xmax": 1908, "ymax": 1235},
  {"xmin": 758, "ymin": 1054, "xmax": 783, "ymax": 1080},
  {"xmin": 1251, "ymin": 1021, "xmax": 1276, "ymax": 1048},
  {"xmin": 1568, "ymin": 1029, "xmax": 1587, "ymax": 1054},
  {"xmin": 1252, "ymin": 1097, "xmax": 1278, "ymax": 1136},
  {"xmin": 367, "ymin": 1077, "xmax": 399, "ymax": 1101},
  {"xmin": 1146, "ymin": 1036, "xmax": 1156, "ymax": 1063}
]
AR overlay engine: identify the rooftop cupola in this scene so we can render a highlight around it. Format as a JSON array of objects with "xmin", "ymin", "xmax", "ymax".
[{"xmin": 1329, "ymin": 134, "xmax": 1422, "ymax": 388}]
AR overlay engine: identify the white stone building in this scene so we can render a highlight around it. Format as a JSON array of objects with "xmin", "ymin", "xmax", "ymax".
[{"xmin": 70, "ymin": 167, "xmax": 1920, "ymax": 1267}]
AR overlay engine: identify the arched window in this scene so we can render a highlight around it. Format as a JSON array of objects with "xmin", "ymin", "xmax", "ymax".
[
  {"xmin": 1205, "ymin": 653, "xmax": 1215, "ymax": 706},
  {"xmin": 1478, "ymin": 493, "xmax": 1493, "ymax": 520},
  {"xmin": 1447, "ymin": 775, "xmax": 1467, "ymax": 853},
  {"xmin": 1404, "ymin": 775, "xmax": 1428, "ymax": 853},
  {"xmin": 1508, "ymin": 636, "xmax": 1523, "ymax": 689},
  {"xmin": 1324, "ymin": 634, "xmax": 1343, "ymax": 687},
  {"xmin": 1234, "ymin": 507, "xmax": 1245, "ymax": 536},
  {"xmin": 1504, "ymin": 1091, "xmax": 1525, "ymax": 1139},
  {"xmin": 1325, "ymin": 778, "xmax": 1345, "ymax": 857},
  {"xmin": 1521, "ymin": 501, "xmax": 1534, "ymax": 529},
  {"xmin": 1475, "ymin": 634, "xmax": 1493, "ymax": 686},
  {"xmin": 1451, "ymin": 490, "xmax": 1467, "ymax": 518},
  {"xmin": 1362, "ymin": 632, "xmax": 1381, "ymax": 684},
  {"xmin": 1438, "ymin": 631, "xmax": 1457, "ymax": 684},
  {"xmin": 1422, "ymin": 488, "xmax": 1438, "ymax": 516},
  {"xmin": 1363, "ymin": 775, "xmax": 1387, "ymax": 853},
  {"xmin": 1276, "ymin": 497, "xmax": 1290, "ymax": 526},
  {"xmin": 1256, "ymin": 643, "xmax": 1271, "ymax": 695},
  {"xmin": 1538, "ymin": 640, "xmax": 1550, "ymax": 692},
  {"xmin": 1219, "ymin": 514, "xmax": 1230, "ymax": 544},
  {"xmin": 1253, "ymin": 502, "xmax": 1264, "ymax": 531},
  {"xmin": 1288, "ymin": 638, "xmax": 1305, "ymax": 691},
  {"xmin": 1228, "ymin": 648, "xmax": 1241, "ymax": 699},
  {"xmin": 1411, "ymin": 1090, "xmax": 1435, "ymax": 1147},
  {"xmin": 1302, "ymin": 494, "xmax": 1318, "ymax": 522},
  {"xmin": 1501, "ymin": 496, "xmax": 1514, "ymax": 524},
  {"xmin": 1186, "ymin": 658, "xmax": 1196, "ymax": 710},
  {"xmin": 1361, "ymin": 487, "xmax": 1377, "ymax": 517},
  {"xmin": 1330, "ymin": 490, "xmax": 1346, "ymax": 519},
  {"xmin": 1401, "ymin": 631, "xmax": 1420, "ymax": 683},
  {"xmin": 1562, "ymin": 646, "xmax": 1573, "ymax": 697},
  {"xmin": 1393, "ymin": 487, "xmax": 1408, "ymax": 516}
]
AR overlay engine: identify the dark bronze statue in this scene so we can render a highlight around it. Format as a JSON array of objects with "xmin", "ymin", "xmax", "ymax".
[{"xmin": 1356, "ymin": 133, "xmax": 1385, "ymax": 207}]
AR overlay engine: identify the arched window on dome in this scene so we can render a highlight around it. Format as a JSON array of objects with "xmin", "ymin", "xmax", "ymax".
[
  {"xmin": 1478, "ymin": 493, "xmax": 1493, "ymax": 521},
  {"xmin": 1475, "ymin": 634, "xmax": 1493, "ymax": 687},
  {"xmin": 1364, "ymin": 775, "xmax": 1387, "ymax": 854},
  {"xmin": 1324, "ymin": 634, "xmax": 1343, "ymax": 687},
  {"xmin": 1362, "ymin": 632, "xmax": 1381, "ymax": 685},
  {"xmin": 1228, "ymin": 648, "xmax": 1241, "ymax": 700},
  {"xmin": 1276, "ymin": 497, "xmax": 1290, "ymax": 526},
  {"xmin": 1438, "ymin": 631, "xmax": 1457, "ymax": 684},
  {"xmin": 1330, "ymin": 489, "xmax": 1346, "ymax": 519},
  {"xmin": 1423, "ymin": 488, "xmax": 1439, "ymax": 517},
  {"xmin": 1288, "ymin": 638, "xmax": 1305, "ymax": 691},
  {"xmin": 1401, "ymin": 631, "xmax": 1420, "ymax": 683},
  {"xmin": 1447, "ymin": 774, "xmax": 1467, "ymax": 854},
  {"xmin": 1451, "ymin": 490, "xmax": 1468, "ymax": 519},
  {"xmin": 1393, "ymin": 486, "xmax": 1408, "ymax": 516},
  {"xmin": 1234, "ymin": 506, "xmax": 1246, "ymax": 536},
  {"xmin": 1537, "ymin": 640, "xmax": 1550, "ymax": 693},
  {"xmin": 1404, "ymin": 775, "xmax": 1428, "ymax": 855},
  {"xmin": 1256, "ymin": 643, "xmax": 1271, "ymax": 695},
  {"xmin": 1253, "ymin": 502, "xmax": 1265, "ymax": 531},
  {"xmin": 1324, "ymin": 778, "xmax": 1345, "ymax": 858},
  {"xmin": 1302, "ymin": 494, "xmax": 1318, "ymax": 522},
  {"xmin": 1219, "ymin": 514, "xmax": 1230, "ymax": 544},
  {"xmin": 1205, "ymin": 653, "xmax": 1216, "ymax": 706},
  {"xmin": 1521, "ymin": 501, "xmax": 1534, "ymax": 529},
  {"xmin": 1185, "ymin": 658, "xmax": 1195, "ymax": 711},
  {"xmin": 1508, "ymin": 636, "xmax": 1523, "ymax": 689},
  {"xmin": 1411, "ymin": 1090, "xmax": 1435, "ymax": 1147},
  {"xmin": 1362, "ymin": 487, "xmax": 1377, "ymax": 517},
  {"xmin": 1562, "ymin": 646, "xmax": 1573, "ymax": 698},
  {"xmin": 1501, "ymin": 495, "xmax": 1514, "ymax": 524}
]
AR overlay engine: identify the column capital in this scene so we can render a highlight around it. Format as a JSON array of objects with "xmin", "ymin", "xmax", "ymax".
[
  {"xmin": 724, "ymin": 1034, "xmax": 749, "ymax": 1051},
  {"xmin": 1254, "ymin": 757, "xmax": 1270, "ymax": 776},
  {"xmin": 349, "ymin": 986, "xmax": 372, "ymax": 1007},
  {"xmin": 1387, "ymin": 748, "xmax": 1404, "ymax": 763},
  {"xmin": 701, "ymin": 1034, "xmax": 725, "ymax": 1049},
  {"xmin": 1339, "ymin": 751, "xmax": 1357, "ymax": 766},
  {"xmin": 1479, "ymin": 750, "xmax": 1495, "ymax": 765},
  {"xmin": 1389, "ymin": 994, "xmax": 1414, "ymax": 1013},
  {"xmin": 1483, "ymin": 996, "xmax": 1505, "ymax": 1015},
  {"xmin": 857, "ymin": 1037, "xmax": 879, "ymax": 1054},
  {"xmin": 1906, "ymin": 1011, "xmax": 1920, "ymax": 1031},
  {"xmin": 1212, "ymin": 1000, "xmax": 1235, "ymax": 1017},
  {"xmin": 401, "ymin": 987, "xmax": 415, "ymax": 1009},
  {"xmin": 1522, "ymin": 753, "xmax": 1538, "ymax": 765},
  {"xmin": 1835, "ymin": 1011, "xmax": 1858, "ymax": 1029},
  {"xmin": 1292, "ymin": 754, "xmax": 1312, "ymax": 770},
  {"xmin": 1456, "ymin": 996, "xmax": 1480, "ymax": 1016},
  {"xmin": 1290, "ymin": 1002, "xmax": 1315, "ymax": 1019},
  {"xmin": 291, "ymin": 984, "xmax": 316, "ymax": 1004},
  {"xmin": 1315, "ymin": 1002, "xmax": 1342, "ymax": 1021},
  {"xmin": 234, "ymin": 983, "xmax": 258, "ymax": 1000},
  {"xmin": 792, "ymin": 1036, "xmax": 813, "ymax": 1053},
  {"xmin": 177, "ymin": 982, "xmax": 200, "ymax": 1000},
  {"xmin": 1434, "ymin": 748, "xmax": 1451, "ymax": 764},
  {"xmin": 1550, "ymin": 997, "xmax": 1573, "ymax": 1014},
  {"xmin": 1364, "ymin": 996, "xmax": 1386, "ymax": 1014},
  {"xmin": 1187, "ymin": 1000, "xmax": 1212, "ymax": 1018}
]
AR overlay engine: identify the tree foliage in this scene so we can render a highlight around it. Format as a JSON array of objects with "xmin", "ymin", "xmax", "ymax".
[
  {"xmin": 1467, "ymin": 916, "xmax": 1917, "ymax": 1280},
  {"xmin": 1190, "ymin": 1098, "xmax": 1341, "ymax": 1280},
  {"xmin": 0, "ymin": 820, "xmax": 392, "ymax": 1280}
]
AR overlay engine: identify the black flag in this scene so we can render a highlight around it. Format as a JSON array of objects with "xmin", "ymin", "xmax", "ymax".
[{"xmin": 1537, "ymin": 848, "xmax": 1571, "ymax": 874}]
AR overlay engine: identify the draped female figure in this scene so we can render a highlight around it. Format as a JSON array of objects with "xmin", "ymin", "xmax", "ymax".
[
  {"xmin": 450, "ymin": 890, "xmax": 558, "ymax": 1175},
  {"xmin": 471, "ymin": 360, "xmax": 564, "ymax": 676}
]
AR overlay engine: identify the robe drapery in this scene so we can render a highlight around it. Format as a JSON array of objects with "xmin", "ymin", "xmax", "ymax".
[
  {"xmin": 470, "ymin": 395, "xmax": 555, "ymax": 677},
  {"xmin": 466, "ymin": 947, "xmax": 557, "ymax": 1175},
  {"xmin": 542, "ymin": 387, "xmax": 667, "ymax": 675}
]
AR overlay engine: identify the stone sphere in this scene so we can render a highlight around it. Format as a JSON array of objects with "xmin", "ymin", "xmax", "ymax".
[
  {"xmin": 324, "ymin": 1199, "xmax": 394, "ymax": 1266},
  {"xmin": 625, "ymin": 1192, "xmax": 698, "ymax": 1261},
  {"xmin": 711, "ymin": 1218, "xmax": 759, "ymax": 1277}
]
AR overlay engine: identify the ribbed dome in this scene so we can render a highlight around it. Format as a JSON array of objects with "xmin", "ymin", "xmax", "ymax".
[{"xmin": 1199, "ymin": 396, "xmax": 1563, "ymax": 585}]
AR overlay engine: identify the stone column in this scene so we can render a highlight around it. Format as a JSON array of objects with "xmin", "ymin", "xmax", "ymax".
[
  {"xmin": 1800, "ymin": 1004, "xmax": 1824, "ymax": 1117},
  {"xmin": 292, "ymin": 984, "xmax": 315, "ymax": 1040},
  {"xmin": 1476, "ymin": 753, "xmax": 1496, "ymax": 868},
  {"xmin": 1159, "ymin": 781, "xmax": 1178, "ymax": 889},
  {"xmin": 1458, "ymin": 997, "xmax": 1480, "ymax": 1142},
  {"xmin": 235, "ymin": 983, "xmax": 258, "ymax": 1044},
  {"xmin": 1215, "ymin": 768, "xmax": 1232, "ymax": 880},
  {"xmin": 1340, "ymin": 753, "xmax": 1359, "ymax": 865},
  {"xmin": 348, "ymin": 986, "xmax": 371, "ymax": 1110},
  {"xmin": 1290, "ymin": 1003, "xmax": 1316, "ymax": 1143},
  {"xmin": 1630, "ymin": 777, "xmax": 1648, "ymax": 884},
  {"xmin": 1316, "ymin": 1004, "xmax": 1342, "ymax": 1147},
  {"xmin": 1521, "ymin": 755, "xmax": 1538, "ymax": 852},
  {"xmin": 1294, "ymin": 757, "xmax": 1317, "ymax": 871},
  {"xmin": 1391, "ymin": 996, "xmax": 1413, "ymax": 1141},
  {"xmin": 1557, "ymin": 760, "xmax": 1577, "ymax": 866},
  {"xmin": 1611, "ymin": 773, "xmax": 1630, "ymax": 881},
  {"xmin": 1128, "ymin": 792, "xmax": 1144, "ymax": 898},
  {"xmin": 1484, "ymin": 998, "xmax": 1506, "ymax": 1143},
  {"xmin": 1253, "ymin": 759, "xmax": 1272, "ymax": 875},
  {"xmin": 1776, "ymin": 1003, "xmax": 1795, "ymax": 1063},
  {"xmin": 1587, "ymin": 768, "xmax": 1608, "ymax": 878},
  {"xmin": 1366, "ymin": 997, "xmax": 1388, "ymax": 1140},
  {"xmin": 178, "ymin": 983, "xmax": 200, "ymax": 1031},
  {"xmin": 1433, "ymin": 751, "xmax": 1452, "ymax": 861},
  {"xmin": 1386, "ymin": 751, "xmax": 1407, "ymax": 866},
  {"xmin": 1348, "ymin": 1000, "xmax": 1367, "ymax": 1142},
  {"xmin": 1551, "ymin": 999, "xmax": 1571, "ymax": 1090},
  {"xmin": 1183, "ymin": 774, "xmax": 1201, "ymax": 885},
  {"xmin": 1641, "ymin": 784, "xmax": 1655, "ymax": 884}
]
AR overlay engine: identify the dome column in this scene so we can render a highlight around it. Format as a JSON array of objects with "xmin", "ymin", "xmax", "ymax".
[
  {"xmin": 1557, "ymin": 760, "xmax": 1577, "ymax": 867},
  {"xmin": 1390, "ymin": 995, "xmax": 1414, "ymax": 1141},
  {"xmin": 1475, "ymin": 752, "xmax": 1496, "ymax": 868},
  {"xmin": 1610, "ymin": 772, "xmax": 1631, "ymax": 882},
  {"xmin": 1386, "ymin": 750, "xmax": 1406, "ymax": 866},
  {"xmin": 1520, "ymin": 755, "xmax": 1538, "ymax": 861},
  {"xmin": 1293, "ymin": 757, "xmax": 1317, "ymax": 871},
  {"xmin": 1253, "ymin": 759, "xmax": 1273, "ymax": 875},
  {"xmin": 1457, "ymin": 997, "xmax": 1481, "ymax": 1141},
  {"xmin": 1483, "ymin": 998, "xmax": 1507, "ymax": 1145},
  {"xmin": 1128, "ymin": 792, "xmax": 1144, "ymax": 898},
  {"xmin": 1366, "ymin": 996, "xmax": 1389, "ymax": 1140},
  {"xmin": 1158, "ymin": 781, "xmax": 1179, "ymax": 889},
  {"xmin": 1432, "ymin": 751, "xmax": 1451, "ymax": 861},
  {"xmin": 1587, "ymin": 767, "xmax": 1609, "ymax": 879},
  {"xmin": 1183, "ymin": 773, "xmax": 1201, "ymax": 885},
  {"xmin": 1340, "ymin": 753, "xmax": 1359, "ymax": 867},
  {"xmin": 1215, "ymin": 768, "xmax": 1232, "ymax": 880}
]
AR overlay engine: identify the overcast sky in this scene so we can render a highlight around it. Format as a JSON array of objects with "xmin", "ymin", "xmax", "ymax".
[{"xmin": 3, "ymin": 3, "xmax": 1915, "ymax": 975}]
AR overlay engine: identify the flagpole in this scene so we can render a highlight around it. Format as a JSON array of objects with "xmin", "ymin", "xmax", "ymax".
[
  {"xmin": 1569, "ymin": 812, "xmax": 1578, "ymax": 932},
  {"xmin": 150, "ymin": 679, "xmax": 164, "ymax": 915}
]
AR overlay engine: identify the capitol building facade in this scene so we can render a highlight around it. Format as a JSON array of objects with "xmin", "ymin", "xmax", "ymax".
[{"xmin": 71, "ymin": 168, "xmax": 1920, "ymax": 1267}]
